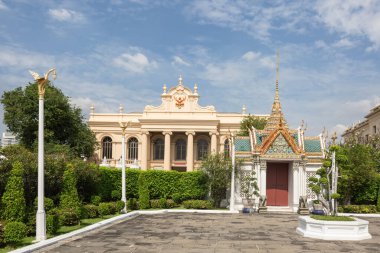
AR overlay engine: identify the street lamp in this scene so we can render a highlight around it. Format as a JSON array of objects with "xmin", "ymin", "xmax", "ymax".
[
  {"xmin": 29, "ymin": 68, "xmax": 57, "ymax": 242},
  {"xmin": 119, "ymin": 121, "xmax": 129, "ymax": 213},
  {"xmin": 229, "ymin": 131, "xmax": 236, "ymax": 212}
]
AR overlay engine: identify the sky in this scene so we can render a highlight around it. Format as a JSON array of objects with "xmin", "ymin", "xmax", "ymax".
[{"xmin": 0, "ymin": 0, "xmax": 380, "ymax": 138}]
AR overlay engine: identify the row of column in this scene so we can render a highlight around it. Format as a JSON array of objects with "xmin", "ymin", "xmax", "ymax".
[{"xmin": 140, "ymin": 131, "xmax": 219, "ymax": 171}]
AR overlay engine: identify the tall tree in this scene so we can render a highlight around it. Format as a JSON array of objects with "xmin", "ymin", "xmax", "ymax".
[
  {"xmin": 1, "ymin": 82, "xmax": 97, "ymax": 157},
  {"xmin": 239, "ymin": 115, "xmax": 267, "ymax": 136}
]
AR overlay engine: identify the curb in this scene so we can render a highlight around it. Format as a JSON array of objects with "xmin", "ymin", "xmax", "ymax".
[
  {"xmin": 10, "ymin": 209, "xmax": 238, "ymax": 253},
  {"xmin": 338, "ymin": 213, "xmax": 380, "ymax": 218}
]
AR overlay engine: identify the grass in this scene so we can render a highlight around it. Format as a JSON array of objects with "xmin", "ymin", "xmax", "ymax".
[
  {"xmin": 310, "ymin": 215, "xmax": 355, "ymax": 221},
  {"xmin": 0, "ymin": 214, "xmax": 119, "ymax": 253}
]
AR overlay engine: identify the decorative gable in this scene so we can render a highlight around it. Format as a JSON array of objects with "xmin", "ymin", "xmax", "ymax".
[{"xmin": 266, "ymin": 134, "xmax": 294, "ymax": 155}]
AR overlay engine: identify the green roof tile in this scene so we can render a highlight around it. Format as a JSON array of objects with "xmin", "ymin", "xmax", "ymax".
[
  {"xmin": 304, "ymin": 139, "xmax": 321, "ymax": 152},
  {"xmin": 235, "ymin": 138, "xmax": 251, "ymax": 152}
]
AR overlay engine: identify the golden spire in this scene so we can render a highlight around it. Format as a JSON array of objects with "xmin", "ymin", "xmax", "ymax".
[
  {"xmin": 263, "ymin": 50, "xmax": 288, "ymax": 132},
  {"xmin": 275, "ymin": 50, "xmax": 279, "ymax": 102},
  {"xmin": 178, "ymin": 74, "xmax": 183, "ymax": 86}
]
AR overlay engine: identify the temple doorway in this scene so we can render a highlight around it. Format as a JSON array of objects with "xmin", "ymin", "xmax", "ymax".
[{"xmin": 266, "ymin": 162, "xmax": 289, "ymax": 206}]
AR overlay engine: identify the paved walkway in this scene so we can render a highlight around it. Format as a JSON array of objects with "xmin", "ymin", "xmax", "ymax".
[{"xmin": 37, "ymin": 213, "xmax": 380, "ymax": 253}]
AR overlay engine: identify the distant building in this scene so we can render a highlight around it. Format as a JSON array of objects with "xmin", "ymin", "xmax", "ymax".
[
  {"xmin": 342, "ymin": 104, "xmax": 380, "ymax": 144},
  {"xmin": 1, "ymin": 132, "xmax": 18, "ymax": 148}
]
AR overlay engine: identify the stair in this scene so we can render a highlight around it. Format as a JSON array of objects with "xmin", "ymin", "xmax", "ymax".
[{"xmin": 267, "ymin": 206, "xmax": 294, "ymax": 213}]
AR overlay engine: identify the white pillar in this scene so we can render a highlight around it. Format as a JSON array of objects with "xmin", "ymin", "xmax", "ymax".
[
  {"xmin": 141, "ymin": 132, "xmax": 149, "ymax": 170},
  {"xmin": 229, "ymin": 135, "xmax": 235, "ymax": 211},
  {"xmin": 210, "ymin": 131, "xmax": 218, "ymax": 154},
  {"xmin": 163, "ymin": 131, "xmax": 172, "ymax": 170},
  {"xmin": 293, "ymin": 164, "xmax": 299, "ymax": 210},
  {"xmin": 121, "ymin": 132, "xmax": 127, "ymax": 213},
  {"xmin": 186, "ymin": 131, "xmax": 195, "ymax": 171},
  {"xmin": 260, "ymin": 162, "xmax": 267, "ymax": 196},
  {"xmin": 36, "ymin": 98, "xmax": 46, "ymax": 241}
]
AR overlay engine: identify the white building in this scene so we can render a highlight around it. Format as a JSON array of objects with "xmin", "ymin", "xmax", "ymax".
[{"xmin": 1, "ymin": 132, "xmax": 18, "ymax": 148}]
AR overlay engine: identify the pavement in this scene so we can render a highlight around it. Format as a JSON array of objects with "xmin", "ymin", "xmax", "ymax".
[{"xmin": 35, "ymin": 213, "xmax": 380, "ymax": 253}]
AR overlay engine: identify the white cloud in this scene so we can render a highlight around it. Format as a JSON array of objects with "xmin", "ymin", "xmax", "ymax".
[
  {"xmin": 0, "ymin": 0, "xmax": 8, "ymax": 10},
  {"xmin": 172, "ymin": 56, "xmax": 191, "ymax": 66},
  {"xmin": 0, "ymin": 46, "xmax": 54, "ymax": 69},
  {"xmin": 48, "ymin": 8, "xmax": 85, "ymax": 23},
  {"xmin": 333, "ymin": 38, "xmax": 356, "ymax": 48},
  {"xmin": 242, "ymin": 51, "xmax": 261, "ymax": 61},
  {"xmin": 113, "ymin": 52, "xmax": 157, "ymax": 73},
  {"xmin": 315, "ymin": 0, "xmax": 380, "ymax": 50}
]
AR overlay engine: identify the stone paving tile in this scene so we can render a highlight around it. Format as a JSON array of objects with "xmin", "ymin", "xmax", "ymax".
[{"xmin": 37, "ymin": 213, "xmax": 380, "ymax": 253}]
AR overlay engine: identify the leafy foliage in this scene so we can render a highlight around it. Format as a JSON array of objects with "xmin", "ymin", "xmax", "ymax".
[
  {"xmin": 0, "ymin": 82, "xmax": 97, "ymax": 157},
  {"xmin": 1, "ymin": 162, "xmax": 26, "ymax": 222},
  {"xmin": 81, "ymin": 204, "xmax": 99, "ymax": 219},
  {"xmin": 3, "ymin": 222, "xmax": 27, "ymax": 245},
  {"xmin": 239, "ymin": 115, "xmax": 267, "ymax": 136},
  {"xmin": 46, "ymin": 214, "xmax": 60, "ymax": 235},
  {"xmin": 138, "ymin": 174, "xmax": 150, "ymax": 209},
  {"xmin": 59, "ymin": 165, "xmax": 81, "ymax": 225},
  {"xmin": 238, "ymin": 166, "xmax": 259, "ymax": 199},
  {"xmin": 183, "ymin": 200, "xmax": 213, "ymax": 209},
  {"xmin": 201, "ymin": 153, "xmax": 232, "ymax": 207}
]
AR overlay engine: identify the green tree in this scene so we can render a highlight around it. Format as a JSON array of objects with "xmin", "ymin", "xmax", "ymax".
[
  {"xmin": 59, "ymin": 165, "xmax": 81, "ymax": 224},
  {"xmin": 1, "ymin": 82, "xmax": 97, "ymax": 157},
  {"xmin": 239, "ymin": 115, "xmax": 267, "ymax": 136},
  {"xmin": 1, "ymin": 162, "xmax": 26, "ymax": 222},
  {"xmin": 201, "ymin": 153, "xmax": 232, "ymax": 208}
]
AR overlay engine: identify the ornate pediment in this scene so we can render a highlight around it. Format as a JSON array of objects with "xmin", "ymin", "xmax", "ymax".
[
  {"xmin": 265, "ymin": 134, "xmax": 294, "ymax": 155},
  {"xmin": 144, "ymin": 75, "xmax": 216, "ymax": 113}
]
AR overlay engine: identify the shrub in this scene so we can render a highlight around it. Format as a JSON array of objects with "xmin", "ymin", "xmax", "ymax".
[
  {"xmin": 4, "ymin": 222, "xmax": 27, "ymax": 245},
  {"xmin": 1, "ymin": 162, "xmax": 26, "ymax": 222},
  {"xmin": 0, "ymin": 223, "xmax": 4, "ymax": 246},
  {"xmin": 175, "ymin": 171, "xmax": 208, "ymax": 201},
  {"xmin": 116, "ymin": 200, "xmax": 125, "ymax": 213},
  {"xmin": 138, "ymin": 174, "xmax": 150, "ymax": 209},
  {"xmin": 59, "ymin": 166, "xmax": 81, "ymax": 224},
  {"xmin": 127, "ymin": 198, "xmax": 138, "ymax": 211},
  {"xmin": 149, "ymin": 199, "xmax": 161, "ymax": 209},
  {"xmin": 183, "ymin": 200, "xmax": 213, "ymax": 209},
  {"xmin": 46, "ymin": 214, "xmax": 60, "ymax": 235},
  {"xmin": 172, "ymin": 193, "xmax": 181, "ymax": 204},
  {"xmin": 166, "ymin": 199, "xmax": 176, "ymax": 208},
  {"xmin": 98, "ymin": 202, "xmax": 116, "ymax": 217},
  {"xmin": 341, "ymin": 205, "xmax": 377, "ymax": 213},
  {"xmin": 58, "ymin": 209, "xmax": 80, "ymax": 226},
  {"xmin": 90, "ymin": 195, "xmax": 101, "ymax": 206},
  {"xmin": 159, "ymin": 198, "xmax": 167, "ymax": 208},
  {"xmin": 81, "ymin": 204, "xmax": 99, "ymax": 219},
  {"xmin": 377, "ymin": 184, "xmax": 380, "ymax": 212},
  {"xmin": 111, "ymin": 190, "xmax": 121, "ymax": 201}
]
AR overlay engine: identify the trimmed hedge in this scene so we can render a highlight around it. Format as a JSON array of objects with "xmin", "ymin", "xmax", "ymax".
[
  {"xmin": 340, "ymin": 205, "xmax": 377, "ymax": 213},
  {"xmin": 138, "ymin": 174, "xmax": 150, "ymax": 209},
  {"xmin": 127, "ymin": 198, "xmax": 139, "ymax": 211},
  {"xmin": 183, "ymin": 200, "xmax": 213, "ymax": 209},
  {"xmin": 46, "ymin": 214, "xmax": 60, "ymax": 235},
  {"xmin": 81, "ymin": 204, "xmax": 99, "ymax": 219},
  {"xmin": 4, "ymin": 222, "xmax": 27, "ymax": 245}
]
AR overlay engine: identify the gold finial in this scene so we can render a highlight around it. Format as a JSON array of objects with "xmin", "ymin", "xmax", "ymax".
[
  {"xmin": 194, "ymin": 83, "xmax": 198, "ymax": 94},
  {"xmin": 29, "ymin": 68, "xmax": 57, "ymax": 98},
  {"xmin": 332, "ymin": 132, "xmax": 337, "ymax": 145},
  {"xmin": 163, "ymin": 84, "xmax": 167, "ymax": 94},
  {"xmin": 178, "ymin": 74, "xmax": 183, "ymax": 86},
  {"xmin": 275, "ymin": 50, "xmax": 280, "ymax": 102}
]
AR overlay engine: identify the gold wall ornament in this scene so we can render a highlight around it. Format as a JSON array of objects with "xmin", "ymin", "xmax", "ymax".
[{"xmin": 29, "ymin": 68, "xmax": 57, "ymax": 98}]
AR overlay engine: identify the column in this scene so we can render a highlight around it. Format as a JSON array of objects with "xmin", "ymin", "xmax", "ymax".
[
  {"xmin": 163, "ymin": 131, "xmax": 172, "ymax": 170},
  {"xmin": 210, "ymin": 131, "xmax": 218, "ymax": 154},
  {"xmin": 141, "ymin": 131, "xmax": 149, "ymax": 170},
  {"xmin": 292, "ymin": 162, "xmax": 299, "ymax": 210},
  {"xmin": 260, "ymin": 161, "xmax": 267, "ymax": 196},
  {"xmin": 186, "ymin": 131, "xmax": 195, "ymax": 171}
]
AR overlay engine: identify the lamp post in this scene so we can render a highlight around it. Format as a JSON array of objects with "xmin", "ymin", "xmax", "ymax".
[
  {"xmin": 29, "ymin": 68, "xmax": 57, "ymax": 242},
  {"xmin": 119, "ymin": 121, "xmax": 128, "ymax": 213},
  {"xmin": 229, "ymin": 132, "xmax": 235, "ymax": 212}
]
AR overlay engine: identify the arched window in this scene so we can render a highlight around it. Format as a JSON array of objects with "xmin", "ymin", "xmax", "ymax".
[
  {"xmin": 224, "ymin": 139, "xmax": 230, "ymax": 158},
  {"xmin": 102, "ymin": 136, "xmax": 112, "ymax": 159},
  {"xmin": 153, "ymin": 138, "xmax": 164, "ymax": 160},
  {"xmin": 175, "ymin": 138, "xmax": 186, "ymax": 160},
  {"xmin": 197, "ymin": 139, "xmax": 209, "ymax": 160},
  {"xmin": 128, "ymin": 137, "xmax": 138, "ymax": 160}
]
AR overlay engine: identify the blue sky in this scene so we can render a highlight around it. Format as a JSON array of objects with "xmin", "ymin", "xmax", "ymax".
[{"xmin": 1, "ymin": 0, "xmax": 380, "ymax": 138}]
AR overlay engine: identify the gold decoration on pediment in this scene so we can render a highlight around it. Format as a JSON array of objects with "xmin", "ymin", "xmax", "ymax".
[
  {"xmin": 260, "ymin": 126, "xmax": 301, "ymax": 156},
  {"xmin": 173, "ymin": 85, "xmax": 186, "ymax": 109}
]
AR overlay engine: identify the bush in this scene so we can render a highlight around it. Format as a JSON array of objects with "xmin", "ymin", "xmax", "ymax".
[
  {"xmin": 59, "ymin": 166, "xmax": 81, "ymax": 223},
  {"xmin": 2, "ymin": 162, "xmax": 26, "ymax": 222},
  {"xmin": 90, "ymin": 195, "xmax": 101, "ymax": 206},
  {"xmin": 377, "ymin": 184, "xmax": 380, "ymax": 212},
  {"xmin": 127, "ymin": 198, "xmax": 138, "ymax": 211},
  {"xmin": 81, "ymin": 204, "xmax": 99, "ymax": 219},
  {"xmin": 149, "ymin": 199, "xmax": 161, "ymax": 209},
  {"xmin": 0, "ymin": 223, "xmax": 4, "ymax": 246},
  {"xmin": 138, "ymin": 174, "xmax": 150, "ymax": 209},
  {"xmin": 111, "ymin": 190, "xmax": 121, "ymax": 201},
  {"xmin": 116, "ymin": 200, "xmax": 125, "ymax": 213},
  {"xmin": 341, "ymin": 205, "xmax": 377, "ymax": 213},
  {"xmin": 33, "ymin": 197, "xmax": 55, "ymax": 213},
  {"xmin": 98, "ymin": 202, "xmax": 116, "ymax": 217},
  {"xmin": 166, "ymin": 199, "xmax": 176, "ymax": 208},
  {"xmin": 46, "ymin": 214, "xmax": 60, "ymax": 235},
  {"xmin": 4, "ymin": 222, "xmax": 27, "ymax": 245},
  {"xmin": 172, "ymin": 193, "xmax": 181, "ymax": 204},
  {"xmin": 58, "ymin": 209, "xmax": 80, "ymax": 226},
  {"xmin": 183, "ymin": 200, "xmax": 213, "ymax": 209}
]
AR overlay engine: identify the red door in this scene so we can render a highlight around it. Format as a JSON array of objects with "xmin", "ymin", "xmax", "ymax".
[{"xmin": 266, "ymin": 163, "xmax": 288, "ymax": 206}]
